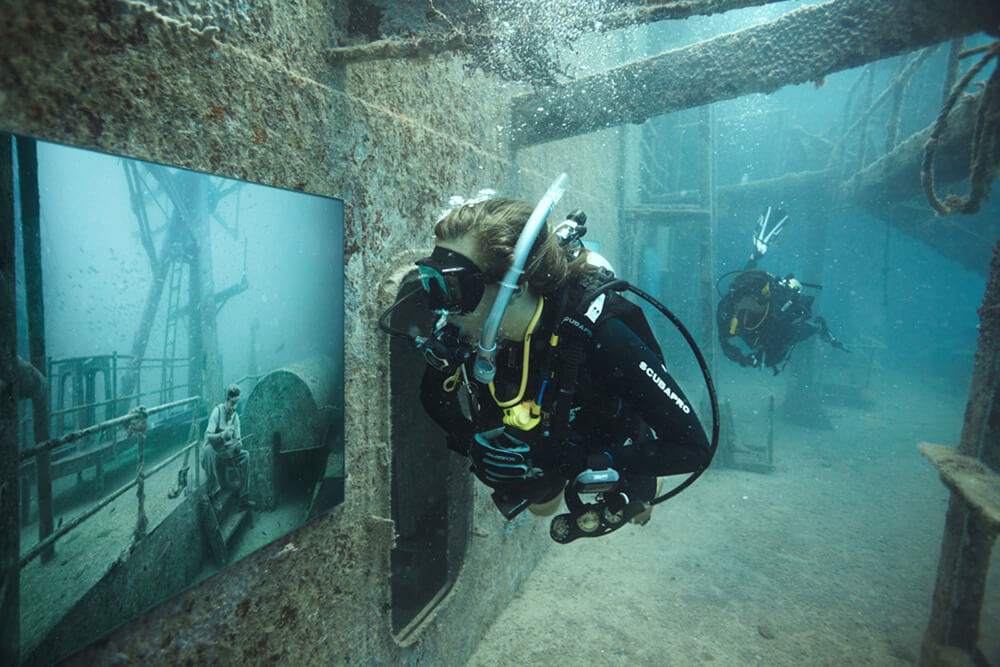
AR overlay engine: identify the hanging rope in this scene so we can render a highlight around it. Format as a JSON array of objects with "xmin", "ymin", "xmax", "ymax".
[
  {"xmin": 127, "ymin": 406, "xmax": 150, "ymax": 542},
  {"xmin": 921, "ymin": 42, "xmax": 1000, "ymax": 216}
]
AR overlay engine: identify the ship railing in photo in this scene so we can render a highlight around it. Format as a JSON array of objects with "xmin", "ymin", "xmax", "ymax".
[
  {"xmin": 45, "ymin": 352, "xmax": 193, "ymax": 438},
  {"xmin": 17, "ymin": 353, "xmax": 196, "ymax": 522},
  {"xmin": 46, "ymin": 383, "xmax": 197, "ymax": 436},
  {"xmin": 18, "ymin": 395, "xmax": 202, "ymax": 564}
]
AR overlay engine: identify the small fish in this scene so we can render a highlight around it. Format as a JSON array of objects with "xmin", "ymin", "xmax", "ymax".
[
  {"xmin": 813, "ymin": 77, "xmax": 827, "ymax": 89},
  {"xmin": 269, "ymin": 542, "xmax": 298, "ymax": 562}
]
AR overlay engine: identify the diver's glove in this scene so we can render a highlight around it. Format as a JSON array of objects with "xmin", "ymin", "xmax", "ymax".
[
  {"xmin": 751, "ymin": 205, "xmax": 789, "ymax": 259},
  {"xmin": 470, "ymin": 427, "xmax": 543, "ymax": 485},
  {"xmin": 742, "ymin": 352, "xmax": 761, "ymax": 368}
]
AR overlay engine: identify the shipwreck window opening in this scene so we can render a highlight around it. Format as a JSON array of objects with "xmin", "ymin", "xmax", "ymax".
[{"xmin": 385, "ymin": 270, "xmax": 472, "ymax": 643}]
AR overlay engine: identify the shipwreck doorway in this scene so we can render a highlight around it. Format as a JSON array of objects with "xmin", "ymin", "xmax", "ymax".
[{"xmin": 384, "ymin": 266, "xmax": 472, "ymax": 643}]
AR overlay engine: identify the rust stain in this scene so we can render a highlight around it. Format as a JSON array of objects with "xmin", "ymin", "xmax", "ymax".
[{"xmin": 235, "ymin": 598, "xmax": 251, "ymax": 617}]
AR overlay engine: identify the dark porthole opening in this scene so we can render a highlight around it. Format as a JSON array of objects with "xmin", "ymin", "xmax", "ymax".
[{"xmin": 386, "ymin": 273, "xmax": 472, "ymax": 641}]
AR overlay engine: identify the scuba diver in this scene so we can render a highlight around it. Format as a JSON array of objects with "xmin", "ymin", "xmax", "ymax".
[
  {"xmin": 380, "ymin": 175, "xmax": 716, "ymax": 544},
  {"xmin": 716, "ymin": 205, "xmax": 849, "ymax": 375}
]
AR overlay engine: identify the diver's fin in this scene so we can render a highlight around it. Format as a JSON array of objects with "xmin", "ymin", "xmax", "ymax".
[{"xmin": 752, "ymin": 205, "xmax": 789, "ymax": 257}]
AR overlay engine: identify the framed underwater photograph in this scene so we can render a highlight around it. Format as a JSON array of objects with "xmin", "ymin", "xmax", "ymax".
[{"xmin": 2, "ymin": 132, "xmax": 345, "ymax": 665}]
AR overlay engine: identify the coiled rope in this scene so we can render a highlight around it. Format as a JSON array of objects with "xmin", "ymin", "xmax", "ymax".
[{"xmin": 921, "ymin": 41, "xmax": 1000, "ymax": 216}]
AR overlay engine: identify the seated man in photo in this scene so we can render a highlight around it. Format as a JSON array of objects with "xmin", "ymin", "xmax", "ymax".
[{"xmin": 201, "ymin": 383, "xmax": 254, "ymax": 511}]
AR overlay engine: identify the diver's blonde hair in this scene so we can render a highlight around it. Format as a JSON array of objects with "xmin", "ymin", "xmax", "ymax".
[{"xmin": 434, "ymin": 197, "xmax": 592, "ymax": 295}]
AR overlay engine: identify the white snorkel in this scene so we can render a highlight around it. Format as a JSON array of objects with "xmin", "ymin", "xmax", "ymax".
[{"xmin": 473, "ymin": 172, "xmax": 570, "ymax": 384}]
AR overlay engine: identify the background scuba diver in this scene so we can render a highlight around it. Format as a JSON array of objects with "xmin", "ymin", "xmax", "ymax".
[
  {"xmin": 716, "ymin": 205, "xmax": 849, "ymax": 375},
  {"xmin": 394, "ymin": 192, "xmax": 711, "ymax": 541}
]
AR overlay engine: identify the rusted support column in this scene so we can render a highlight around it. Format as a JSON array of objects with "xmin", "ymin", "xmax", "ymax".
[
  {"xmin": 129, "ymin": 407, "xmax": 149, "ymax": 542},
  {"xmin": 189, "ymin": 173, "xmax": 222, "ymax": 409},
  {"xmin": 697, "ymin": 105, "xmax": 718, "ymax": 378},
  {"xmin": 1, "ymin": 131, "xmax": 20, "ymax": 667},
  {"xmin": 16, "ymin": 135, "xmax": 55, "ymax": 561},
  {"xmin": 187, "ymin": 244, "xmax": 204, "ymax": 409},
  {"xmin": 957, "ymin": 244, "xmax": 1000, "ymax": 462},
  {"xmin": 920, "ymin": 241, "xmax": 1000, "ymax": 665},
  {"xmin": 947, "ymin": 511, "xmax": 997, "ymax": 650},
  {"xmin": 511, "ymin": 0, "xmax": 999, "ymax": 147}
]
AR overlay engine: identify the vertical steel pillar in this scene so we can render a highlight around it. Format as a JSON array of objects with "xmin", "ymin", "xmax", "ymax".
[
  {"xmin": 698, "ymin": 105, "xmax": 718, "ymax": 384},
  {"xmin": 1, "ymin": 131, "xmax": 21, "ymax": 667},
  {"xmin": 16, "ymin": 136, "xmax": 54, "ymax": 560},
  {"xmin": 189, "ymin": 172, "xmax": 222, "ymax": 409}
]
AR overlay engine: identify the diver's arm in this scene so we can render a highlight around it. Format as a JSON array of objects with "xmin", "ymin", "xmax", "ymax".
[
  {"xmin": 720, "ymin": 334, "xmax": 758, "ymax": 368},
  {"xmin": 420, "ymin": 364, "xmax": 477, "ymax": 455},
  {"xmin": 811, "ymin": 315, "xmax": 850, "ymax": 352},
  {"xmin": 587, "ymin": 318, "xmax": 711, "ymax": 477},
  {"xmin": 716, "ymin": 294, "xmax": 758, "ymax": 367}
]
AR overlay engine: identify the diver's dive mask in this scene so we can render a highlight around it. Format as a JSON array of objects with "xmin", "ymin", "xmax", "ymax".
[
  {"xmin": 378, "ymin": 276, "xmax": 476, "ymax": 374},
  {"xmin": 415, "ymin": 246, "xmax": 486, "ymax": 315}
]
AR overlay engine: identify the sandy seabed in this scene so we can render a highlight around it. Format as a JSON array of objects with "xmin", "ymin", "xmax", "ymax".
[{"xmin": 466, "ymin": 366, "xmax": 1000, "ymax": 666}]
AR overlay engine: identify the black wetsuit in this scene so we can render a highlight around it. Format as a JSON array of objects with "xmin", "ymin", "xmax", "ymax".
[
  {"xmin": 420, "ymin": 273, "xmax": 711, "ymax": 511},
  {"xmin": 716, "ymin": 258, "xmax": 839, "ymax": 374}
]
